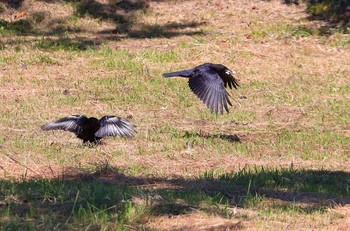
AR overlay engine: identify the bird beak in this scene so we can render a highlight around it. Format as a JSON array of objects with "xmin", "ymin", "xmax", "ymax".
[{"xmin": 226, "ymin": 69, "xmax": 236, "ymax": 75}]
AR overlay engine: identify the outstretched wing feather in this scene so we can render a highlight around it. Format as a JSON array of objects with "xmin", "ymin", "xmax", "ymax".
[
  {"xmin": 189, "ymin": 72, "xmax": 231, "ymax": 114},
  {"xmin": 95, "ymin": 116, "xmax": 136, "ymax": 138},
  {"xmin": 219, "ymin": 72, "xmax": 239, "ymax": 90},
  {"xmin": 41, "ymin": 115, "xmax": 87, "ymax": 135}
]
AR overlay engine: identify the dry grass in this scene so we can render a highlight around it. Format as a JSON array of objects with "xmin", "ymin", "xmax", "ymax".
[{"xmin": 0, "ymin": 0, "xmax": 350, "ymax": 230}]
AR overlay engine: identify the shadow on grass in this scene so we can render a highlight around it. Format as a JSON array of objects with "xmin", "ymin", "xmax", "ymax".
[
  {"xmin": 1, "ymin": 165, "xmax": 349, "ymax": 229},
  {"xmin": 183, "ymin": 131, "xmax": 241, "ymax": 143},
  {"xmin": 282, "ymin": 0, "xmax": 350, "ymax": 34},
  {"xmin": 0, "ymin": 19, "xmax": 35, "ymax": 34},
  {"xmin": 100, "ymin": 21, "xmax": 206, "ymax": 39},
  {"xmin": 0, "ymin": 0, "xmax": 205, "ymax": 50},
  {"xmin": 0, "ymin": 0, "xmax": 24, "ymax": 9}
]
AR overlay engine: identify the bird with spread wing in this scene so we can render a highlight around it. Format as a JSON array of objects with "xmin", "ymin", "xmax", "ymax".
[
  {"xmin": 41, "ymin": 115, "xmax": 136, "ymax": 144},
  {"xmin": 163, "ymin": 63, "xmax": 239, "ymax": 115}
]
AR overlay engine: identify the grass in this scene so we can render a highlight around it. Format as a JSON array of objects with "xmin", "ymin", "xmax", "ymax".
[
  {"xmin": 0, "ymin": 177, "xmax": 144, "ymax": 230},
  {"xmin": 33, "ymin": 38, "xmax": 93, "ymax": 52},
  {"xmin": 0, "ymin": 0, "xmax": 349, "ymax": 230},
  {"xmin": 0, "ymin": 19, "xmax": 36, "ymax": 35},
  {"xmin": 1, "ymin": 166, "xmax": 349, "ymax": 230}
]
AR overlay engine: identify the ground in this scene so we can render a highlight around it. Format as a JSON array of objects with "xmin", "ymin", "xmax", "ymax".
[{"xmin": 0, "ymin": 0, "xmax": 349, "ymax": 230}]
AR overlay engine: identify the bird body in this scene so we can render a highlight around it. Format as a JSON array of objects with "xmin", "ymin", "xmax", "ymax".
[
  {"xmin": 163, "ymin": 63, "xmax": 239, "ymax": 114},
  {"xmin": 41, "ymin": 115, "xmax": 136, "ymax": 144}
]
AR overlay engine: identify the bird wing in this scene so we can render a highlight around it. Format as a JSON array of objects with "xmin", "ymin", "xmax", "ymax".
[
  {"xmin": 196, "ymin": 63, "xmax": 239, "ymax": 89},
  {"xmin": 219, "ymin": 71, "xmax": 239, "ymax": 89},
  {"xmin": 41, "ymin": 115, "xmax": 88, "ymax": 135},
  {"xmin": 95, "ymin": 116, "xmax": 136, "ymax": 138},
  {"xmin": 189, "ymin": 71, "xmax": 232, "ymax": 114}
]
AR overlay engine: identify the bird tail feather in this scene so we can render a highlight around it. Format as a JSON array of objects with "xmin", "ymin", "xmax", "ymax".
[{"xmin": 162, "ymin": 70, "xmax": 192, "ymax": 78}]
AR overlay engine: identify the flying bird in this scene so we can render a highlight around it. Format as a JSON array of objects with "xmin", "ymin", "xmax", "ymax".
[
  {"xmin": 163, "ymin": 63, "xmax": 239, "ymax": 114},
  {"xmin": 41, "ymin": 115, "xmax": 136, "ymax": 144}
]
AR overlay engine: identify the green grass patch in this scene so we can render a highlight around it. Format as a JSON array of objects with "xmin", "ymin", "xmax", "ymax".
[
  {"xmin": 33, "ymin": 38, "xmax": 93, "ymax": 51},
  {"xmin": 141, "ymin": 49, "xmax": 179, "ymax": 63}
]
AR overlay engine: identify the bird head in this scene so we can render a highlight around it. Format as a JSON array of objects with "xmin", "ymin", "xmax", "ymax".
[{"xmin": 225, "ymin": 69, "xmax": 236, "ymax": 76}]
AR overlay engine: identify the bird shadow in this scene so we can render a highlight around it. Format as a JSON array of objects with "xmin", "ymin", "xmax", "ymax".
[{"xmin": 183, "ymin": 131, "xmax": 241, "ymax": 143}]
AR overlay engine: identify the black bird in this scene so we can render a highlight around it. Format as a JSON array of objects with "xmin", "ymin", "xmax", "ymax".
[
  {"xmin": 41, "ymin": 115, "xmax": 136, "ymax": 144},
  {"xmin": 163, "ymin": 63, "xmax": 239, "ymax": 114}
]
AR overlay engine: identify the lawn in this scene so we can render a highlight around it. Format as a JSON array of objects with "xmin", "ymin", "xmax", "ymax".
[{"xmin": 0, "ymin": 0, "xmax": 349, "ymax": 230}]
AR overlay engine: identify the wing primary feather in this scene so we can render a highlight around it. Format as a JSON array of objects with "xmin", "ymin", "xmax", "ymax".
[
  {"xmin": 233, "ymin": 78, "xmax": 239, "ymax": 89},
  {"xmin": 190, "ymin": 81, "xmax": 201, "ymax": 95},
  {"xmin": 193, "ymin": 82, "xmax": 206, "ymax": 100},
  {"xmin": 95, "ymin": 116, "xmax": 136, "ymax": 138},
  {"xmin": 204, "ymin": 86, "xmax": 214, "ymax": 110},
  {"xmin": 41, "ymin": 115, "xmax": 85, "ymax": 135},
  {"xmin": 226, "ymin": 78, "xmax": 232, "ymax": 89},
  {"xmin": 219, "ymin": 91, "xmax": 224, "ymax": 114},
  {"xmin": 213, "ymin": 88, "xmax": 219, "ymax": 115},
  {"xmin": 226, "ymin": 93, "xmax": 233, "ymax": 107},
  {"xmin": 207, "ymin": 87, "xmax": 217, "ymax": 114},
  {"xmin": 223, "ymin": 92, "xmax": 229, "ymax": 113},
  {"xmin": 190, "ymin": 77, "xmax": 208, "ymax": 105},
  {"xmin": 200, "ymin": 84, "xmax": 210, "ymax": 105},
  {"xmin": 215, "ymin": 85, "xmax": 223, "ymax": 115}
]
